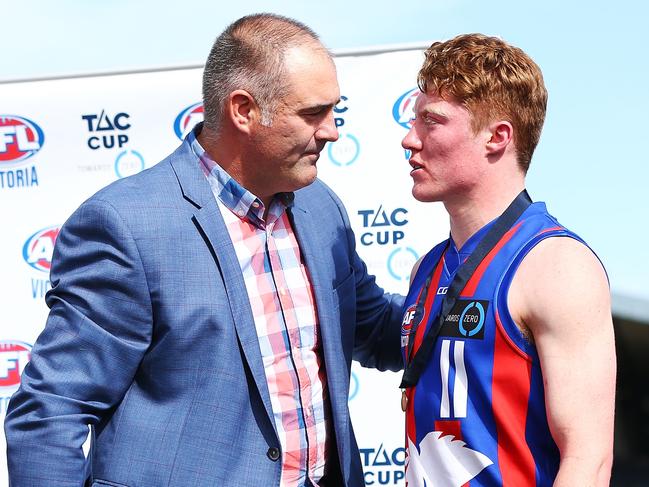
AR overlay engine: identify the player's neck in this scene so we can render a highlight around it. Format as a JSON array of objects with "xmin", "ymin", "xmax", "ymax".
[{"xmin": 446, "ymin": 183, "xmax": 525, "ymax": 250}]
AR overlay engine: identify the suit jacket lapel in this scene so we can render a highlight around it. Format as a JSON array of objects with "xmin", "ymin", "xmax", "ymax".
[
  {"xmin": 168, "ymin": 142, "xmax": 276, "ymax": 427},
  {"xmin": 289, "ymin": 204, "xmax": 348, "ymax": 433}
]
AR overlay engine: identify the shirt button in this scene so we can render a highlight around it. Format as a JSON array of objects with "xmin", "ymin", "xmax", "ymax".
[
  {"xmin": 252, "ymin": 201, "xmax": 260, "ymax": 208},
  {"xmin": 267, "ymin": 447, "xmax": 280, "ymax": 461}
]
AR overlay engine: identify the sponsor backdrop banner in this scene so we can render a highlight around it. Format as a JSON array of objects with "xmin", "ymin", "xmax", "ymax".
[{"xmin": 0, "ymin": 47, "xmax": 448, "ymax": 485}]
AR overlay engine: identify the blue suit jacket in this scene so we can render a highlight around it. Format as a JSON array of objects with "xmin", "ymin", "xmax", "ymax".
[{"xmin": 5, "ymin": 139, "xmax": 403, "ymax": 487}]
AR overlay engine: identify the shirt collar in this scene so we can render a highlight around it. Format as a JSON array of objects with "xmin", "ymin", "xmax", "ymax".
[{"xmin": 187, "ymin": 126, "xmax": 294, "ymax": 228}]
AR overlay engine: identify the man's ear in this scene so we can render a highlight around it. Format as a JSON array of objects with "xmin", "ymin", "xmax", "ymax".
[
  {"xmin": 226, "ymin": 90, "xmax": 258, "ymax": 134},
  {"xmin": 485, "ymin": 120, "xmax": 514, "ymax": 156}
]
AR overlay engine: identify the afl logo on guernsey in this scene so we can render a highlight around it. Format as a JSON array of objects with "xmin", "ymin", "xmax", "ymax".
[
  {"xmin": 0, "ymin": 341, "xmax": 32, "ymax": 389},
  {"xmin": 22, "ymin": 225, "xmax": 61, "ymax": 273},
  {"xmin": 0, "ymin": 115, "xmax": 45, "ymax": 165},
  {"xmin": 174, "ymin": 103, "xmax": 204, "ymax": 139},
  {"xmin": 392, "ymin": 88, "xmax": 419, "ymax": 129},
  {"xmin": 401, "ymin": 304, "xmax": 418, "ymax": 348}
]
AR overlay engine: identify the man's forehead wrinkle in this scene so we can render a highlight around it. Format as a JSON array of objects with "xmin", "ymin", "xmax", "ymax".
[{"xmin": 301, "ymin": 102, "xmax": 334, "ymax": 111}]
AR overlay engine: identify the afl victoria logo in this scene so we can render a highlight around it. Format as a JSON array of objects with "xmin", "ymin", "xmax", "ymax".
[
  {"xmin": 392, "ymin": 88, "xmax": 419, "ymax": 129},
  {"xmin": 22, "ymin": 225, "xmax": 61, "ymax": 273},
  {"xmin": 0, "ymin": 115, "xmax": 45, "ymax": 165},
  {"xmin": 0, "ymin": 341, "xmax": 32, "ymax": 389},
  {"xmin": 174, "ymin": 103, "xmax": 204, "ymax": 139}
]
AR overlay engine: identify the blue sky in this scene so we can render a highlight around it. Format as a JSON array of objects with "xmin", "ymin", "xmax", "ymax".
[{"xmin": 4, "ymin": 0, "xmax": 648, "ymax": 304}]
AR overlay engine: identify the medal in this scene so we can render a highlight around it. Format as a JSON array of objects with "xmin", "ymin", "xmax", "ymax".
[{"xmin": 401, "ymin": 389, "xmax": 408, "ymax": 412}]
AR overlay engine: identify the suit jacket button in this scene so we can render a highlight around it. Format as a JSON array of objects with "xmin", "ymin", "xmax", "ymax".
[{"xmin": 267, "ymin": 447, "xmax": 280, "ymax": 461}]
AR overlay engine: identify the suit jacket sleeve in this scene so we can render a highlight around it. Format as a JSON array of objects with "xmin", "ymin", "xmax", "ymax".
[
  {"xmin": 322, "ymin": 184, "xmax": 405, "ymax": 372},
  {"xmin": 350, "ymin": 248, "xmax": 404, "ymax": 372},
  {"xmin": 4, "ymin": 197, "xmax": 153, "ymax": 485}
]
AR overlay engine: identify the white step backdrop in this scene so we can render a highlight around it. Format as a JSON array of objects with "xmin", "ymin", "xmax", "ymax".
[{"xmin": 0, "ymin": 47, "xmax": 449, "ymax": 486}]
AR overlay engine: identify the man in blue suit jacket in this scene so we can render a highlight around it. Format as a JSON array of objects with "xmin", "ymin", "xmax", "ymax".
[{"xmin": 5, "ymin": 14, "xmax": 403, "ymax": 487}]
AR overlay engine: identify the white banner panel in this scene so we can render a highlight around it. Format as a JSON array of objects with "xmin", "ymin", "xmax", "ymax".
[{"xmin": 0, "ymin": 47, "xmax": 449, "ymax": 485}]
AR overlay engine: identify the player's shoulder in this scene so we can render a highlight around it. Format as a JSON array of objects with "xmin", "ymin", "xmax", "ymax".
[
  {"xmin": 512, "ymin": 231, "xmax": 608, "ymax": 313},
  {"xmin": 521, "ymin": 235, "xmax": 604, "ymax": 278}
]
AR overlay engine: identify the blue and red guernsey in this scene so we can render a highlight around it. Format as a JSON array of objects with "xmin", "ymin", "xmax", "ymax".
[{"xmin": 401, "ymin": 202, "xmax": 587, "ymax": 487}]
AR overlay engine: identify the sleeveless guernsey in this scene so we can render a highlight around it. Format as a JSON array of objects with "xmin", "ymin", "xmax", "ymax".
[{"xmin": 401, "ymin": 202, "xmax": 587, "ymax": 487}]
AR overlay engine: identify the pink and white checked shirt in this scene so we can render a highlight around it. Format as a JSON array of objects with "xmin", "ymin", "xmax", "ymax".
[{"xmin": 190, "ymin": 131, "xmax": 332, "ymax": 487}]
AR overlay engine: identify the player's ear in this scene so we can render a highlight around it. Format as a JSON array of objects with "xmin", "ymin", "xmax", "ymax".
[{"xmin": 485, "ymin": 120, "xmax": 513, "ymax": 156}]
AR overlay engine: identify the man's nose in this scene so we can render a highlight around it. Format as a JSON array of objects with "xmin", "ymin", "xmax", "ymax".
[{"xmin": 317, "ymin": 110, "xmax": 339, "ymax": 142}]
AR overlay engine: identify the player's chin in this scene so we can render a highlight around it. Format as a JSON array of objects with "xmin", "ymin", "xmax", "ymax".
[{"xmin": 411, "ymin": 184, "xmax": 439, "ymax": 203}]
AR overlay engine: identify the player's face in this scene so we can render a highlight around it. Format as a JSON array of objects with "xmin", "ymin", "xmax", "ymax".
[
  {"xmin": 401, "ymin": 92, "xmax": 488, "ymax": 203},
  {"xmin": 248, "ymin": 46, "xmax": 340, "ymax": 199}
]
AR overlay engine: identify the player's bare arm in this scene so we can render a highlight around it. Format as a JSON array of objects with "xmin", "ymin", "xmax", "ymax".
[{"xmin": 508, "ymin": 236, "xmax": 616, "ymax": 487}]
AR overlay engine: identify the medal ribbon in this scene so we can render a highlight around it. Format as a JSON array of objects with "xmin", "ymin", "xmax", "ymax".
[{"xmin": 400, "ymin": 190, "xmax": 533, "ymax": 395}]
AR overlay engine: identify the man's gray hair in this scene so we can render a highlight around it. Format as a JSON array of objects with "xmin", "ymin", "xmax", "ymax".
[{"xmin": 202, "ymin": 13, "xmax": 324, "ymax": 132}]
